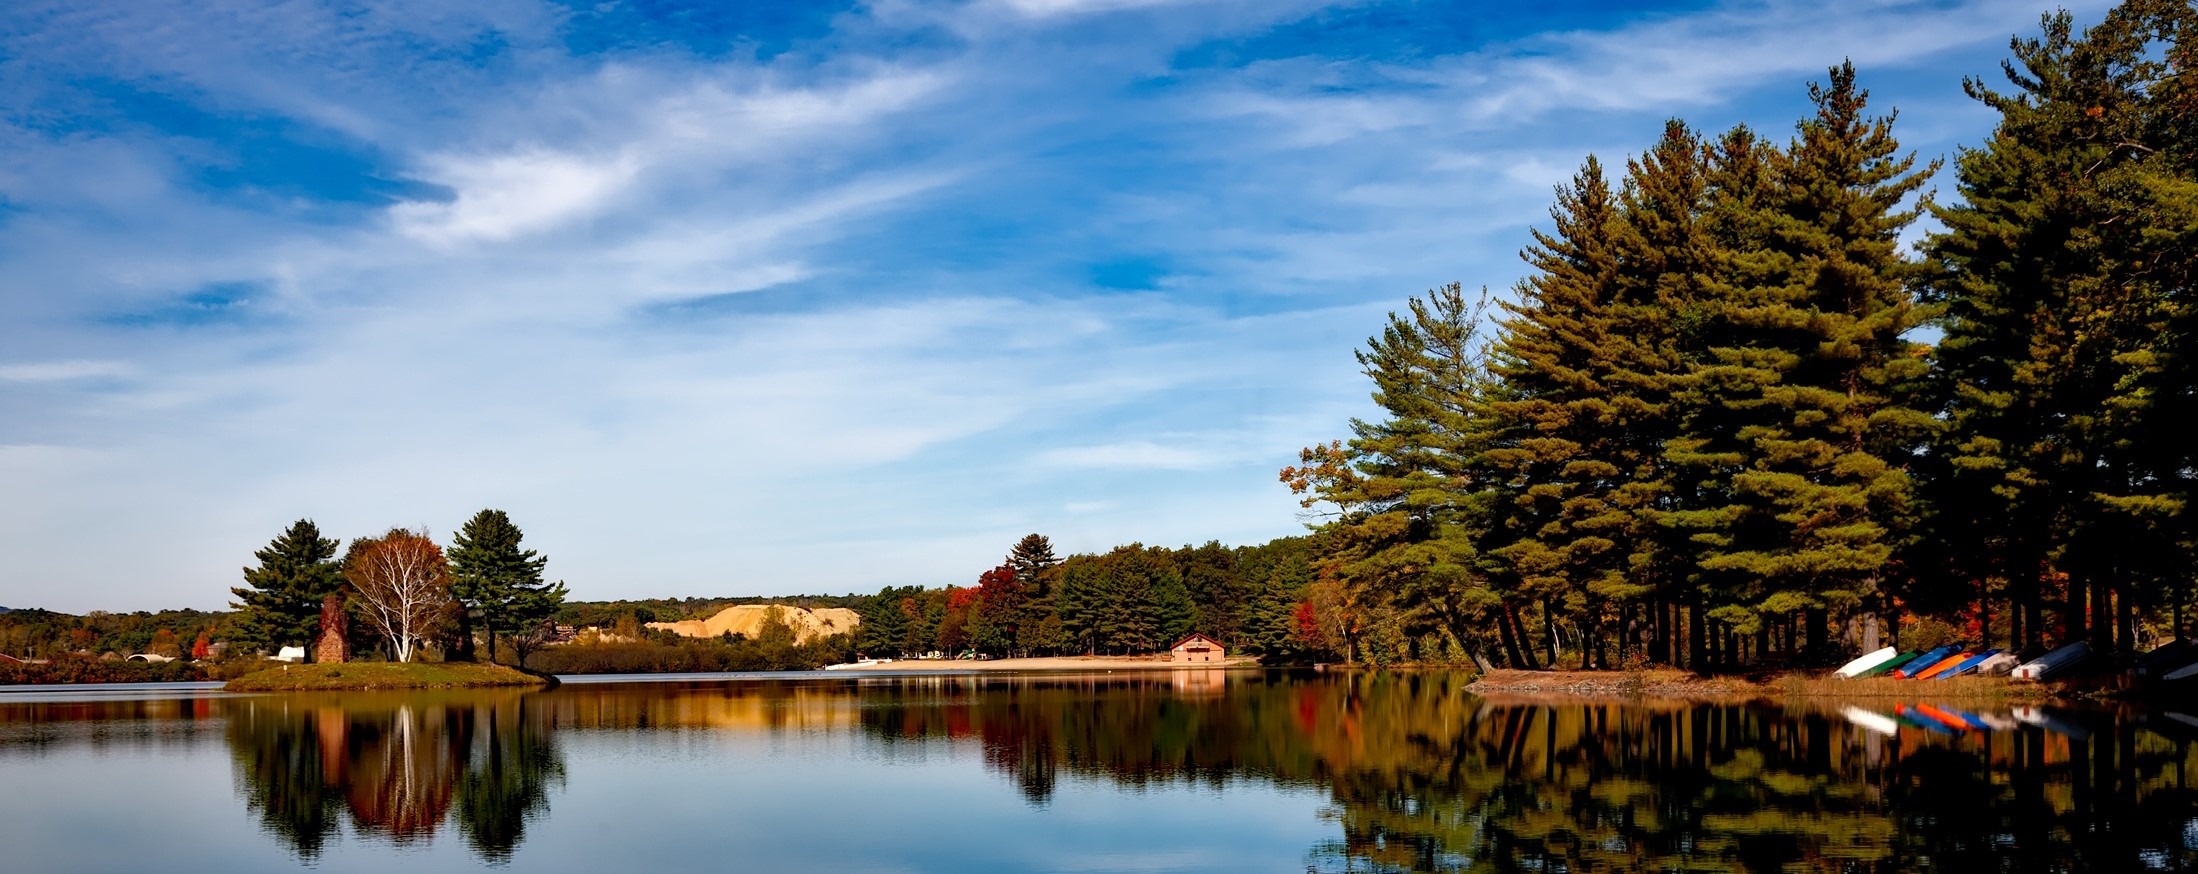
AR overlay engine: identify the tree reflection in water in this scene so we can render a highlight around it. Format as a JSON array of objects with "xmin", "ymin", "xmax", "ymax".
[
  {"xmin": 226, "ymin": 691, "xmax": 563, "ymax": 863},
  {"xmin": 854, "ymin": 672, "xmax": 2198, "ymax": 873}
]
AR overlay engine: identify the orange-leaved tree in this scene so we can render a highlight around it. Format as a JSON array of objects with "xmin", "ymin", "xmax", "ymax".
[{"xmin": 345, "ymin": 528, "xmax": 454, "ymax": 663}]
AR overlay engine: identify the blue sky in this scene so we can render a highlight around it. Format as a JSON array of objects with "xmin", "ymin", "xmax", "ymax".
[{"xmin": 0, "ymin": 0, "xmax": 2114, "ymax": 611}]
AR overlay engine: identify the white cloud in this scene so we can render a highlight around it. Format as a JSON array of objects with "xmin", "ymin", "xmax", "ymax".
[
  {"xmin": 1038, "ymin": 440, "xmax": 1219, "ymax": 470},
  {"xmin": 0, "ymin": 360, "xmax": 130, "ymax": 382},
  {"xmin": 0, "ymin": 0, "xmax": 2116, "ymax": 610},
  {"xmin": 390, "ymin": 68, "xmax": 950, "ymax": 245}
]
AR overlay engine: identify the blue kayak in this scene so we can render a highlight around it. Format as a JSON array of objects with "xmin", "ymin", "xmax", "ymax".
[
  {"xmin": 1937, "ymin": 648, "xmax": 2002, "ymax": 679},
  {"xmin": 1894, "ymin": 645, "xmax": 1960, "ymax": 678}
]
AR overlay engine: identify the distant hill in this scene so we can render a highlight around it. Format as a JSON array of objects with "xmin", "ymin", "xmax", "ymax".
[{"xmin": 0, "ymin": 605, "xmax": 11, "ymax": 614}]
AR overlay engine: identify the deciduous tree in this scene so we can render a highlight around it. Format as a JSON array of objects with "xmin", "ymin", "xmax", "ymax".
[{"xmin": 345, "ymin": 528, "xmax": 455, "ymax": 663}]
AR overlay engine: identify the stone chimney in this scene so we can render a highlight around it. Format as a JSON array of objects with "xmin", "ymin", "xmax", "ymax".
[{"xmin": 315, "ymin": 592, "xmax": 351, "ymax": 664}]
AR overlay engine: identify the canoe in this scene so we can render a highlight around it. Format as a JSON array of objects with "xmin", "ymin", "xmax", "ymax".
[
  {"xmin": 1859, "ymin": 651, "xmax": 1921, "ymax": 678},
  {"xmin": 1911, "ymin": 652, "xmax": 1973, "ymax": 680},
  {"xmin": 1973, "ymin": 652, "xmax": 2021, "ymax": 677},
  {"xmin": 2135, "ymin": 639, "xmax": 2194, "ymax": 678},
  {"xmin": 1840, "ymin": 706, "xmax": 1901, "ymax": 736},
  {"xmin": 1938, "ymin": 648, "xmax": 2002, "ymax": 679},
  {"xmin": 1892, "ymin": 646, "xmax": 1959, "ymax": 678},
  {"xmin": 2012, "ymin": 641, "xmax": 2092, "ymax": 681},
  {"xmin": 1833, "ymin": 646, "xmax": 1900, "ymax": 678},
  {"xmin": 2167, "ymin": 660, "xmax": 2198, "ymax": 682}
]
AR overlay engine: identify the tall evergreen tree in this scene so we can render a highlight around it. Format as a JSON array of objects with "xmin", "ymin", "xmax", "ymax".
[
  {"xmin": 1666, "ymin": 65, "xmax": 1936, "ymax": 662},
  {"xmin": 1484, "ymin": 152, "xmax": 1673, "ymax": 668},
  {"xmin": 1284, "ymin": 284, "xmax": 1509, "ymax": 665},
  {"xmin": 231, "ymin": 519, "xmax": 344, "ymax": 653},
  {"xmin": 448, "ymin": 510, "xmax": 565, "ymax": 664},
  {"xmin": 1008, "ymin": 534, "xmax": 1063, "ymax": 654},
  {"xmin": 1921, "ymin": 3, "xmax": 2198, "ymax": 652}
]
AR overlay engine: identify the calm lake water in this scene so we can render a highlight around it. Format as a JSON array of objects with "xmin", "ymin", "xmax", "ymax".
[{"xmin": 1, "ymin": 670, "xmax": 2194, "ymax": 873}]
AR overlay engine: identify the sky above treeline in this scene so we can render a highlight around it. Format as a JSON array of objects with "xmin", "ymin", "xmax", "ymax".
[{"xmin": 0, "ymin": 0, "xmax": 2117, "ymax": 612}]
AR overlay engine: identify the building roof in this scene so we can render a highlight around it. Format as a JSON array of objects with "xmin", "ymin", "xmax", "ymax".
[{"xmin": 1170, "ymin": 633, "xmax": 1225, "ymax": 649}]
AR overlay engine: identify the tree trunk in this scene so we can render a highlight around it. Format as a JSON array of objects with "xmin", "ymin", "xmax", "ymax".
[
  {"xmin": 2117, "ymin": 587, "xmax": 2135, "ymax": 655},
  {"xmin": 450, "ymin": 608, "xmax": 477, "ymax": 662},
  {"xmin": 1495, "ymin": 603, "xmax": 1527, "ymax": 669},
  {"xmin": 1688, "ymin": 602, "xmax": 1707, "ymax": 671},
  {"xmin": 2091, "ymin": 579, "xmax": 2112, "ymax": 653},
  {"xmin": 2067, "ymin": 572, "xmax": 2087, "ymax": 646},
  {"xmin": 1542, "ymin": 600, "xmax": 1561, "ymax": 667}
]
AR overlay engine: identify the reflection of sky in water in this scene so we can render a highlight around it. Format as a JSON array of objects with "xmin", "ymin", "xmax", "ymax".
[
  {"xmin": 0, "ymin": 684, "xmax": 1325, "ymax": 873},
  {"xmin": 1, "ymin": 674, "xmax": 2195, "ymax": 873}
]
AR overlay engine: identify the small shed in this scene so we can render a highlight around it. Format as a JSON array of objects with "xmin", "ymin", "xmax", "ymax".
[{"xmin": 1169, "ymin": 633, "xmax": 1226, "ymax": 664}]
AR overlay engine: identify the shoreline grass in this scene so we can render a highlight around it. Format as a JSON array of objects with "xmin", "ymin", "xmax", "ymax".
[
  {"xmin": 1466, "ymin": 668, "xmax": 2064, "ymax": 702},
  {"xmin": 222, "ymin": 661, "xmax": 554, "ymax": 692}
]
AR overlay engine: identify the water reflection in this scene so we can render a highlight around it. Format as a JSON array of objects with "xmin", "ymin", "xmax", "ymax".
[
  {"xmin": 849, "ymin": 673, "xmax": 2198, "ymax": 872},
  {"xmin": 2, "ymin": 674, "xmax": 2194, "ymax": 872},
  {"xmin": 226, "ymin": 692, "xmax": 562, "ymax": 863}
]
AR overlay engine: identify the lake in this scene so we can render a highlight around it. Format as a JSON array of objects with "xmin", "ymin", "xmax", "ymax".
[{"xmin": 1, "ymin": 670, "xmax": 2193, "ymax": 872}]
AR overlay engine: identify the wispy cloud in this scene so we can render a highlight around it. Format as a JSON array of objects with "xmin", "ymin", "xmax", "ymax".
[
  {"xmin": 0, "ymin": 0, "xmax": 2104, "ymax": 610},
  {"xmin": 0, "ymin": 360, "xmax": 131, "ymax": 382}
]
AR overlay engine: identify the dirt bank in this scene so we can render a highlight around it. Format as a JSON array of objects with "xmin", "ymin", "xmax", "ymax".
[
  {"xmin": 1465, "ymin": 669, "xmax": 2060, "ymax": 702},
  {"xmin": 834, "ymin": 655, "xmax": 1258, "ymax": 672}
]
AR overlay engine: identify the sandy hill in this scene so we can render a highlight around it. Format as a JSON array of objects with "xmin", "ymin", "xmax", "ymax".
[{"xmin": 647, "ymin": 605, "xmax": 860, "ymax": 644}]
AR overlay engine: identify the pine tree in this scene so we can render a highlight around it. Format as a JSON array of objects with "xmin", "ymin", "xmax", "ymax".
[
  {"xmin": 1921, "ymin": 3, "xmax": 2198, "ymax": 652},
  {"xmin": 1282, "ymin": 284, "xmax": 1510, "ymax": 665},
  {"xmin": 1482, "ymin": 154, "xmax": 1641, "ymax": 669},
  {"xmin": 1008, "ymin": 534, "xmax": 1063, "ymax": 654},
  {"xmin": 231, "ymin": 519, "xmax": 343, "ymax": 652},
  {"xmin": 1611, "ymin": 122, "xmax": 1716, "ymax": 666},
  {"xmin": 448, "ymin": 510, "xmax": 565, "ymax": 664},
  {"xmin": 1667, "ymin": 65, "xmax": 1936, "ymax": 662}
]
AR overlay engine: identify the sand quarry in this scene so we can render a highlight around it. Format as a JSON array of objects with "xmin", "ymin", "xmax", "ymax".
[{"xmin": 647, "ymin": 605, "xmax": 861, "ymax": 645}]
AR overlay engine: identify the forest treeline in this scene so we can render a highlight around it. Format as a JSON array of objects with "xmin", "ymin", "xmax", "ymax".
[
  {"xmin": 8, "ymin": 3, "xmax": 2193, "ymax": 678},
  {"xmin": 1279, "ymin": 4, "xmax": 2198, "ymax": 670},
  {"xmin": 842, "ymin": 534, "xmax": 1333, "ymax": 661}
]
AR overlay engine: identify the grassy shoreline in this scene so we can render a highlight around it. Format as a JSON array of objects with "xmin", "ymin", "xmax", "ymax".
[
  {"xmin": 1466, "ymin": 668, "xmax": 2063, "ymax": 702},
  {"xmin": 222, "ymin": 661, "xmax": 554, "ymax": 692}
]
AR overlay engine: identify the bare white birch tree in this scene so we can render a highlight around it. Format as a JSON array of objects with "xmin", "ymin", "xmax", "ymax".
[{"xmin": 345, "ymin": 528, "xmax": 453, "ymax": 663}]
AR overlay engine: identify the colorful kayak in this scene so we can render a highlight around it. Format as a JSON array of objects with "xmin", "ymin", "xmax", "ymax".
[
  {"xmin": 1859, "ymin": 651, "xmax": 1921, "ymax": 678},
  {"xmin": 1938, "ymin": 648, "xmax": 2002, "ymax": 679},
  {"xmin": 2012, "ymin": 641, "xmax": 2092, "ymax": 681},
  {"xmin": 1834, "ymin": 646, "xmax": 1900, "ymax": 678},
  {"xmin": 1893, "ymin": 646, "xmax": 1959, "ymax": 678},
  {"xmin": 1912, "ymin": 652, "xmax": 1974, "ymax": 680},
  {"xmin": 1973, "ymin": 652, "xmax": 2020, "ymax": 677}
]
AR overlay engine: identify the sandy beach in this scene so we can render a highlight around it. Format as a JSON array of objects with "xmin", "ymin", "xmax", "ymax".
[{"xmin": 834, "ymin": 655, "xmax": 1259, "ymax": 671}]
